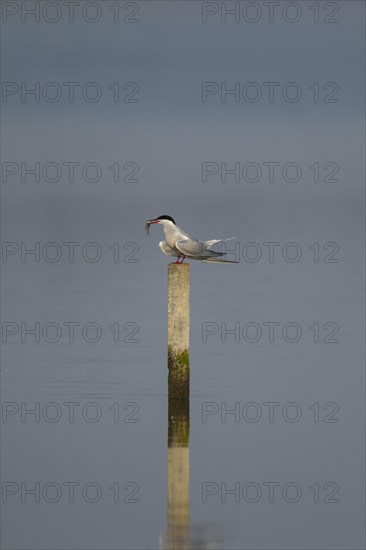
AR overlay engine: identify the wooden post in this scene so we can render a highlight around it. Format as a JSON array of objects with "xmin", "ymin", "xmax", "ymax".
[{"xmin": 168, "ymin": 263, "xmax": 190, "ymax": 398}]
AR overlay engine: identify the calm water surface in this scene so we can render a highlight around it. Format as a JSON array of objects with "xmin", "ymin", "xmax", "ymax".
[{"xmin": 2, "ymin": 237, "xmax": 364, "ymax": 549}]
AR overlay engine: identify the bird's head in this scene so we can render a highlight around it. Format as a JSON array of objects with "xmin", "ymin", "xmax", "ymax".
[
  {"xmin": 145, "ymin": 215, "xmax": 176, "ymax": 235},
  {"xmin": 148, "ymin": 215, "xmax": 176, "ymax": 226}
]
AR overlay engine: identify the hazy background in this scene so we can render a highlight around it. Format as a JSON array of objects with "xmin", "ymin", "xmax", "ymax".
[{"xmin": 1, "ymin": 1, "xmax": 365, "ymax": 549}]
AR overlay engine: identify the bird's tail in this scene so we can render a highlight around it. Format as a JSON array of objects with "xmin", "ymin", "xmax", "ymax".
[{"xmin": 204, "ymin": 236, "xmax": 237, "ymax": 249}]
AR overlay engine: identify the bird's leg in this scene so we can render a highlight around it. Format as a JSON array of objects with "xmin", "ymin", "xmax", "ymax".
[
  {"xmin": 175, "ymin": 254, "xmax": 181, "ymax": 264},
  {"xmin": 179, "ymin": 255, "xmax": 186, "ymax": 264}
]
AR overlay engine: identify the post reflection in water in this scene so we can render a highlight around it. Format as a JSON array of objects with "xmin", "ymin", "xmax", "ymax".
[
  {"xmin": 162, "ymin": 397, "xmax": 190, "ymax": 549},
  {"xmin": 160, "ymin": 396, "xmax": 222, "ymax": 550}
]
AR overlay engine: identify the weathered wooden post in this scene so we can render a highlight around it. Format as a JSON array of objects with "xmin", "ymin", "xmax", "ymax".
[{"xmin": 168, "ymin": 263, "xmax": 190, "ymax": 398}]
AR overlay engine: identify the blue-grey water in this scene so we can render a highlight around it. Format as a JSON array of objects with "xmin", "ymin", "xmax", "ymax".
[{"xmin": 1, "ymin": 2, "xmax": 365, "ymax": 549}]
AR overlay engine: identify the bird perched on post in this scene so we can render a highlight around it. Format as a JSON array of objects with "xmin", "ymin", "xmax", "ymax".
[{"xmin": 145, "ymin": 215, "xmax": 238, "ymax": 263}]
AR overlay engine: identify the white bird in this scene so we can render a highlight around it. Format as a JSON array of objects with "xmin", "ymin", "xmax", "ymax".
[{"xmin": 145, "ymin": 215, "xmax": 238, "ymax": 263}]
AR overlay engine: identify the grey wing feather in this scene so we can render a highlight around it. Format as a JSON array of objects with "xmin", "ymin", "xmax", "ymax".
[
  {"xmin": 175, "ymin": 239, "xmax": 205, "ymax": 256},
  {"xmin": 176, "ymin": 239, "xmax": 224, "ymax": 258},
  {"xmin": 202, "ymin": 257, "xmax": 239, "ymax": 264}
]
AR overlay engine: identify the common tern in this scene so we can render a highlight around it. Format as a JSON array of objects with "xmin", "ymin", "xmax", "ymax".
[{"xmin": 145, "ymin": 215, "xmax": 238, "ymax": 263}]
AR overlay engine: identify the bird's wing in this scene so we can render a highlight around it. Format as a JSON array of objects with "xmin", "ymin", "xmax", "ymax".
[
  {"xmin": 175, "ymin": 239, "xmax": 206, "ymax": 257},
  {"xmin": 202, "ymin": 257, "xmax": 239, "ymax": 264},
  {"xmin": 204, "ymin": 237, "xmax": 237, "ymax": 249},
  {"xmin": 176, "ymin": 239, "xmax": 239, "ymax": 262},
  {"xmin": 176, "ymin": 239, "xmax": 225, "ymax": 259}
]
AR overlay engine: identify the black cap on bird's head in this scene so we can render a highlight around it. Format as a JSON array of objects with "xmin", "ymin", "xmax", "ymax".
[
  {"xmin": 156, "ymin": 215, "xmax": 176, "ymax": 224},
  {"xmin": 147, "ymin": 215, "xmax": 176, "ymax": 225}
]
